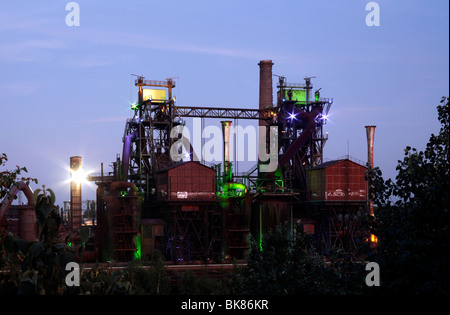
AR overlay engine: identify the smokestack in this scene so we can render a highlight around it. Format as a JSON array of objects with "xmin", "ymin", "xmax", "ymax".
[
  {"xmin": 365, "ymin": 126, "xmax": 376, "ymax": 170},
  {"xmin": 365, "ymin": 126, "xmax": 378, "ymax": 246},
  {"xmin": 258, "ymin": 60, "xmax": 274, "ymax": 125},
  {"xmin": 365, "ymin": 125, "xmax": 376, "ymax": 214},
  {"xmin": 70, "ymin": 156, "xmax": 82, "ymax": 231},
  {"xmin": 258, "ymin": 60, "xmax": 273, "ymax": 167},
  {"xmin": 221, "ymin": 121, "xmax": 232, "ymax": 182}
]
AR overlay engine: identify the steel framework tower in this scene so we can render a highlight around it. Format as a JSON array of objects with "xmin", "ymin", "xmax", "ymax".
[
  {"xmin": 275, "ymin": 76, "xmax": 333, "ymax": 194},
  {"xmin": 122, "ymin": 76, "xmax": 180, "ymax": 199}
]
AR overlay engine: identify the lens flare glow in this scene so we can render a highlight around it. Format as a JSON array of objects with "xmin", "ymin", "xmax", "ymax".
[
  {"xmin": 70, "ymin": 168, "xmax": 89, "ymax": 184},
  {"xmin": 131, "ymin": 102, "xmax": 139, "ymax": 110}
]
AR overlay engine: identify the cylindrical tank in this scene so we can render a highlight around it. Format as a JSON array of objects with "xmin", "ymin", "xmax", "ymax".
[{"xmin": 19, "ymin": 207, "xmax": 37, "ymax": 241}]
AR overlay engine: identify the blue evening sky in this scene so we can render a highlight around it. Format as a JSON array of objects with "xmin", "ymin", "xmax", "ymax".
[{"xmin": 0, "ymin": 0, "xmax": 448, "ymax": 206}]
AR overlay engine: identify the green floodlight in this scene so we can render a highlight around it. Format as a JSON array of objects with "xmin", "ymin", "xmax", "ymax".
[
  {"xmin": 134, "ymin": 234, "xmax": 142, "ymax": 260},
  {"xmin": 131, "ymin": 102, "xmax": 139, "ymax": 110}
]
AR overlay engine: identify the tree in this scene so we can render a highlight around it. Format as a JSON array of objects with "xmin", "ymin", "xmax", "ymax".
[
  {"xmin": 1, "ymin": 157, "xmax": 78, "ymax": 295},
  {"xmin": 1, "ymin": 185, "xmax": 77, "ymax": 295},
  {"xmin": 367, "ymin": 96, "xmax": 449, "ymax": 294},
  {"xmin": 231, "ymin": 224, "xmax": 365, "ymax": 295},
  {"xmin": 1, "ymin": 153, "xmax": 37, "ymax": 202}
]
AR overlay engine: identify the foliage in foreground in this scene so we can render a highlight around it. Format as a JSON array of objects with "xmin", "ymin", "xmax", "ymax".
[
  {"xmin": 231, "ymin": 225, "xmax": 370, "ymax": 295},
  {"xmin": 366, "ymin": 96, "xmax": 449, "ymax": 294}
]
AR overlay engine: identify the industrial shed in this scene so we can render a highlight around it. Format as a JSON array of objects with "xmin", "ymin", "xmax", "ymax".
[
  {"xmin": 155, "ymin": 161, "xmax": 218, "ymax": 261},
  {"xmin": 156, "ymin": 161, "xmax": 215, "ymax": 203},
  {"xmin": 297, "ymin": 158, "xmax": 370, "ymax": 257},
  {"xmin": 307, "ymin": 158, "xmax": 367, "ymax": 202}
]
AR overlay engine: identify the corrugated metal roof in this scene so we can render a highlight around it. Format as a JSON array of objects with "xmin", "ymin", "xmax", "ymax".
[
  {"xmin": 309, "ymin": 158, "xmax": 367, "ymax": 170},
  {"xmin": 156, "ymin": 161, "xmax": 215, "ymax": 173},
  {"xmin": 309, "ymin": 159, "xmax": 343, "ymax": 170}
]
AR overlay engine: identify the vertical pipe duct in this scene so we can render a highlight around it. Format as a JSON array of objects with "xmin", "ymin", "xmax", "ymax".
[
  {"xmin": 122, "ymin": 131, "xmax": 137, "ymax": 181},
  {"xmin": 0, "ymin": 181, "xmax": 37, "ymax": 242},
  {"xmin": 70, "ymin": 156, "xmax": 82, "ymax": 231},
  {"xmin": 0, "ymin": 181, "xmax": 34, "ymax": 221},
  {"xmin": 365, "ymin": 126, "xmax": 376, "ymax": 173},
  {"xmin": 365, "ymin": 125, "xmax": 377, "ymax": 245},
  {"xmin": 365, "ymin": 125, "xmax": 376, "ymax": 215},
  {"xmin": 221, "ymin": 121, "xmax": 232, "ymax": 183}
]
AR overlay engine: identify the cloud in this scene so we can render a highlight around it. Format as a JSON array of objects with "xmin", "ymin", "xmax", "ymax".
[
  {"xmin": 0, "ymin": 6, "xmax": 284, "ymax": 66},
  {"xmin": 0, "ymin": 39, "xmax": 68, "ymax": 63},
  {"xmin": 0, "ymin": 82, "xmax": 44, "ymax": 95},
  {"xmin": 81, "ymin": 30, "xmax": 282, "ymax": 61},
  {"xmin": 59, "ymin": 55, "xmax": 113, "ymax": 68},
  {"xmin": 0, "ymin": 12, "xmax": 57, "ymax": 33}
]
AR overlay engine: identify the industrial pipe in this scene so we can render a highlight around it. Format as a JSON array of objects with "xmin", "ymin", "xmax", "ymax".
[
  {"xmin": 0, "ymin": 181, "xmax": 34, "ymax": 221},
  {"xmin": 221, "ymin": 121, "xmax": 232, "ymax": 182},
  {"xmin": 278, "ymin": 107, "xmax": 322, "ymax": 167},
  {"xmin": 122, "ymin": 131, "xmax": 137, "ymax": 180},
  {"xmin": 365, "ymin": 126, "xmax": 376, "ymax": 217},
  {"xmin": 365, "ymin": 125, "xmax": 378, "ymax": 246},
  {"xmin": 365, "ymin": 126, "xmax": 376, "ymax": 171},
  {"xmin": 0, "ymin": 181, "xmax": 37, "ymax": 241}
]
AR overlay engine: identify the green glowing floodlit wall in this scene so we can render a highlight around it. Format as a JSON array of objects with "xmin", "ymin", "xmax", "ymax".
[
  {"xmin": 134, "ymin": 234, "xmax": 142, "ymax": 260},
  {"xmin": 217, "ymin": 182, "xmax": 248, "ymax": 199},
  {"xmin": 284, "ymin": 89, "xmax": 306, "ymax": 102}
]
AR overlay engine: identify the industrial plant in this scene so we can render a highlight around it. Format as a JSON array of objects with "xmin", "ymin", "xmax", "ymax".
[{"xmin": 1, "ymin": 60, "xmax": 376, "ymax": 264}]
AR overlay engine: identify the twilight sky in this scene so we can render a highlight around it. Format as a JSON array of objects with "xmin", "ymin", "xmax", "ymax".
[{"xmin": 0, "ymin": 0, "xmax": 448, "ymax": 206}]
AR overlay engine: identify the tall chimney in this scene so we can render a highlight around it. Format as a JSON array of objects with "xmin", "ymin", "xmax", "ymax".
[
  {"xmin": 258, "ymin": 60, "xmax": 274, "ymax": 125},
  {"xmin": 365, "ymin": 126, "xmax": 376, "ymax": 171},
  {"xmin": 70, "ymin": 156, "xmax": 82, "ymax": 231},
  {"xmin": 221, "ymin": 121, "xmax": 232, "ymax": 183},
  {"xmin": 365, "ymin": 126, "xmax": 377, "ymax": 246},
  {"xmin": 365, "ymin": 125, "xmax": 376, "ymax": 215},
  {"xmin": 258, "ymin": 60, "xmax": 273, "ymax": 168}
]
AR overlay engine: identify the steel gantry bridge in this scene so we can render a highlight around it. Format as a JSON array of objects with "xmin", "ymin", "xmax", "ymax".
[{"xmin": 173, "ymin": 105, "xmax": 274, "ymax": 120}]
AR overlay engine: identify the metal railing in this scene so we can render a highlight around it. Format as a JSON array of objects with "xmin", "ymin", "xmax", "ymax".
[{"xmin": 135, "ymin": 79, "xmax": 174, "ymax": 87}]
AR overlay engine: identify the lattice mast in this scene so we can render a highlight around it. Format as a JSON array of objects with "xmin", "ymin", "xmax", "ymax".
[
  {"xmin": 275, "ymin": 75, "xmax": 333, "ymax": 192},
  {"xmin": 123, "ymin": 76, "xmax": 179, "ymax": 199}
]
